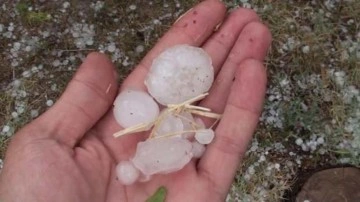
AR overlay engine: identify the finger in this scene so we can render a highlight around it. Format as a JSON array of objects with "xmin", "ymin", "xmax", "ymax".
[
  {"xmin": 36, "ymin": 53, "xmax": 118, "ymax": 147},
  {"xmin": 198, "ymin": 59, "xmax": 267, "ymax": 198},
  {"xmin": 202, "ymin": 8, "xmax": 259, "ymax": 75},
  {"xmin": 201, "ymin": 21, "xmax": 272, "ymax": 114},
  {"xmin": 95, "ymin": 0, "xmax": 227, "ymax": 161},
  {"xmin": 121, "ymin": 0, "xmax": 226, "ymax": 91}
]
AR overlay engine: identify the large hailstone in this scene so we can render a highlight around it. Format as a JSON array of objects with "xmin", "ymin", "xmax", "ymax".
[
  {"xmin": 113, "ymin": 89, "xmax": 159, "ymax": 128},
  {"xmin": 145, "ymin": 45, "xmax": 214, "ymax": 105},
  {"xmin": 131, "ymin": 137, "xmax": 193, "ymax": 176}
]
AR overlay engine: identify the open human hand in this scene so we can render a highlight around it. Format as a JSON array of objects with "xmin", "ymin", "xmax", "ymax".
[{"xmin": 0, "ymin": 1, "xmax": 271, "ymax": 201}]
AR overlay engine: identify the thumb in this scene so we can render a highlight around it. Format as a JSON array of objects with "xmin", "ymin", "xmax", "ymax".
[{"xmin": 34, "ymin": 52, "xmax": 118, "ymax": 147}]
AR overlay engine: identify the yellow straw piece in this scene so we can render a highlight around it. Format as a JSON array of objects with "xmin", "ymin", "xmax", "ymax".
[{"xmin": 113, "ymin": 122, "xmax": 152, "ymax": 138}]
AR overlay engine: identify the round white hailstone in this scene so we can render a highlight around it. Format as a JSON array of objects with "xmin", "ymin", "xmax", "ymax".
[
  {"xmin": 153, "ymin": 112, "xmax": 184, "ymax": 138},
  {"xmin": 25, "ymin": 46, "xmax": 32, "ymax": 52},
  {"xmin": 113, "ymin": 89, "xmax": 159, "ymax": 128},
  {"xmin": 145, "ymin": 45, "xmax": 214, "ymax": 105},
  {"xmin": 131, "ymin": 137, "xmax": 193, "ymax": 176},
  {"xmin": 135, "ymin": 45, "xmax": 144, "ymax": 53},
  {"xmin": 46, "ymin": 100, "xmax": 54, "ymax": 107},
  {"xmin": 30, "ymin": 110, "xmax": 39, "ymax": 118},
  {"xmin": 11, "ymin": 112, "xmax": 18, "ymax": 118},
  {"xmin": 191, "ymin": 141, "xmax": 205, "ymax": 158},
  {"xmin": 295, "ymin": 138, "xmax": 303, "ymax": 146},
  {"xmin": 274, "ymin": 163, "xmax": 280, "ymax": 170},
  {"xmin": 302, "ymin": 45, "xmax": 310, "ymax": 54},
  {"xmin": 107, "ymin": 43, "xmax": 116, "ymax": 53},
  {"xmin": 116, "ymin": 161, "xmax": 140, "ymax": 185},
  {"xmin": 317, "ymin": 137, "xmax": 324, "ymax": 144},
  {"xmin": 195, "ymin": 129, "xmax": 215, "ymax": 145}
]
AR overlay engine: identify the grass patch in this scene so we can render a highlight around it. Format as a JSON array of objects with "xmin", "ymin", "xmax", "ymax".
[{"xmin": 16, "ymin": 1, "xmax": 51, "ymax": 25}]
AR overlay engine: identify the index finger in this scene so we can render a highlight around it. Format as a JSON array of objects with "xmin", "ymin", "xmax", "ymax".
[{"xmin": 198, "ymin": 59, "xmax": 267, "ymax": 198}]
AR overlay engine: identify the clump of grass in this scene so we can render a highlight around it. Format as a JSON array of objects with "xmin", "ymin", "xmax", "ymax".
[
  {"xmin": 0, "ymin": 136, "xmax": 10, "ymax": 160},
  {"xmin": 27, "ymin": 12, "xmax": 50, "ymax": 24},
  {"xmin": 16, "ymin": 1, "xmax": 50, "ymax": 25},
  {"xmin": 15, "ymin": 2, "xmax": 29, "ymax": 15}
]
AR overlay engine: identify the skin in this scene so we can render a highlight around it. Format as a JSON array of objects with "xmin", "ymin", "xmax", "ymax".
[{"xmin": 0, "ymin": 1, "xmax": 271, "ymax": 202}]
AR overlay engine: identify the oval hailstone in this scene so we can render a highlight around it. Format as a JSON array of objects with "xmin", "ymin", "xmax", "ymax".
[
  {"xmin": 131, "ymin": 137, "xmax": 193, "ymax": 176},
  {"xmin": 195, "ymin": 129, "xmax": 215, "ymax": 145},
  {"xmin": 113, "ymin": 89, "xmax": 159, "ymax": 128},
  {"xmin": 145, "ymin": 45, "xmax": 214, "ymax": 105}
]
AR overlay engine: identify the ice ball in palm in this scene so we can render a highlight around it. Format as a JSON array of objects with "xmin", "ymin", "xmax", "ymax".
[
  {"xmin": 145, "ymin": 45, "xmax": 214, "ymax": 105},
  {"xmin": 195, "ymin": 129, "xmax": 215, "ymax": 144},
  {"xmin": 113, "ymin": 89, "xmax": 159, "ymax": 128},
  {"xmin": 131, "ymin": 137, "xmax": 193, "ymax": 176},
  {"xmin": 116, "ymin": 161, "xmax": 140, "ymax": 185}
]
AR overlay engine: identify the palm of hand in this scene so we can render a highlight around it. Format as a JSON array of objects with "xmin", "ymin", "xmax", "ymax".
[
  {"xmin": 3, "ymin": 129, "xmax": 211, "ymax": 202},
  {"xmin": 0, "ymin": 1, "xmax": 271, "ymax": 202}
]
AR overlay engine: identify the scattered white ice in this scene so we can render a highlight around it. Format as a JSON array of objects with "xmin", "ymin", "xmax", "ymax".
[
  {"xmin": 131, "ymin": 137, "xmax": 193, "ymax": 176},
  {"xmin": 113, "ymin": 89, "xmax": 159, "ymax": 128},
  {"xmin": 70, "ymin": 23, "xmax": 95, "ymax": 49},
  {"xmin": 145, "ymin": 45, "xmax": 214, "ymax": 105}
]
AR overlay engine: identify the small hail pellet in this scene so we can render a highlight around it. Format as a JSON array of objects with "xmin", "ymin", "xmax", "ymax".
[
  {"xmin": 113, "ymin": 89, "xmax": 159, "ymax": 128},
  {"xmin": 116, "ymin": 161, "xmax": 140, "ymax": 185},
  {"xmin": 195, "ymin": 129, "xmax": 215, "ymax": 144},
  {"xmin": 145, "ymin": 44, "xmax": 214, "ymax": 105}
]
